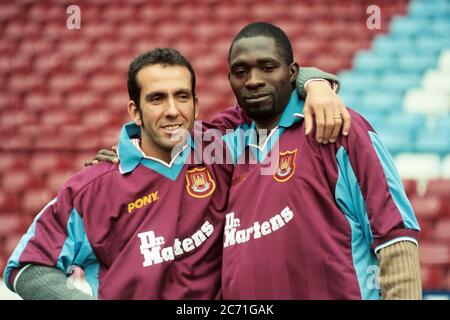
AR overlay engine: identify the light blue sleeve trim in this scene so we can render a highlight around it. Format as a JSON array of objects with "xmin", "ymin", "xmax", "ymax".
[
  {"xmin": 335, "ymin": 147, "xmax": 380, "ymax": 300},
  {"xmin": 368, "ymin": 131, "xmax": 420, "ymax": 231},
  {"xmin": 3, "ymin": 198, "xmax": 57, "ymax": 291},
  {"xmin": 335, "ymin": 147, "xmax": 374, "ymax": 244},
  {"xmin": 56, "ymin": 208, "xmax": 100, "ymax": 299}
]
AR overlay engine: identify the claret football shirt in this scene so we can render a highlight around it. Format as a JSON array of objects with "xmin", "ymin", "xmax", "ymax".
[{"xmin": 4, "ymin": 121, "xmax": 234, "ymax": 300}]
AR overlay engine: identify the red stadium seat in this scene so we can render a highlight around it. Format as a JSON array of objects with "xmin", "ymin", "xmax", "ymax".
[
  {"xmin": 23, "ymin": 92, "xmax": 63, "ymax": 112},
  {"xmin": 0, "ymin": 153, "xmax": 17, "ymax": 172},
  {"xmin": 434, "ymin": 219, "xmax": 450, "ymax": 243},
  {"xmin": 40, "ymin": 110, "xmax": 80, "ymax": 126},
  {"xmin": 419, "ymin": 242, "xmax": 450, "ymax": 266},
  {"xmin": 421, "ymin": 266, "xmax": 447, "ymax": 290},
  {"xmin": 410, "ymin": 196, "xmax": 445, "ymax": 222},
  {"xmin": 46, "ymin": 171, "xmax": 76, "ymax": 194},
  {"xmin": 33, "ymin": 134, "xmax": 76, "ymax": 150},
  {"xmin": 446, "ymin": 270, "xmax": 450, "ymax": 291},
  {"xmin": 88, "ymin": 74, "xmax": 122, "ymax": 95},
  {"xmin": 4, "ymin": 234, "xmax": 22, "ymax": 258},
  {"xmin": 1, "ymin": 170, "xmax": 42, "ymax": 193},
  {"xmin": 8, "ymin": 73, "xmax": 43, "ymax": 93},
  {"xmin": 425, "ymin": 179, "xmax": 450, "ymax": 198},
  {"xmin": 0, "ymin": 191, "xmax": 19, "ymax": 212},
  {"xmin": 22, "ymin": 189, "xmax": 53, "ymax": 215},
  {"xmin": 29, "ymin": 153, "xmax": 61, "ymax": 173},
  {"xmin": 0, "ymin": 214, "xmax": 21, "ymax": 237},
  {"xmin": 49, "ymin": 74, "xmax": 84, "ymax": 94}
]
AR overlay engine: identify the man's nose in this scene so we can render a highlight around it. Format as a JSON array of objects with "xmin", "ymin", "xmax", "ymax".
[
  {"xmin": 165, "ymin": 97, "xmax": 181, "ymax": 117},
  {"xmin": 245, "ymin": 69, "xmax": 265, "ymax": 89}
]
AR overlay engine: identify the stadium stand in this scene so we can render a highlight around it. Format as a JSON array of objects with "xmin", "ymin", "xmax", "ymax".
[{"xmin": 0, "ymin": 0, "xmax": 449, "ymax": 298}]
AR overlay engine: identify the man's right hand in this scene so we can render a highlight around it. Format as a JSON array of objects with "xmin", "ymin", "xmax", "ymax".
[{"xmin": 84, "ymin": 146, "xmax": 119, "ymax": 166}]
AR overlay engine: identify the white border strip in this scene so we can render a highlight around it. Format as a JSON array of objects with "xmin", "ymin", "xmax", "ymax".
[
  {"xmin": 374, "ymin": 236, "xmax": 418, "ymax": 254},
  {"xmin": 13, "ymin": 264, "xmax": 32, "ymax": 293}
]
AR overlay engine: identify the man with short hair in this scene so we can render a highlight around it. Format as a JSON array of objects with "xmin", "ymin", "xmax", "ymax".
[{"xmin": 221, "ymin": 22, "xmax": 421, "ymax": 300}]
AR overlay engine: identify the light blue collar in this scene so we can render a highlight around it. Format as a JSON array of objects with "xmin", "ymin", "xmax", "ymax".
[
  {"xmin": 221, "ymin": 91, "xmax": 305, "ymax": 164},
  {"xmin": 117, "ymin": 122, "xmax": 194, "ymax": 180}
]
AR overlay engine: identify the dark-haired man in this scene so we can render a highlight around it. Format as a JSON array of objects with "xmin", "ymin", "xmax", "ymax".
[{"xmin": 221, "ymin": 22, "xmax": 421, "ymax": 300}]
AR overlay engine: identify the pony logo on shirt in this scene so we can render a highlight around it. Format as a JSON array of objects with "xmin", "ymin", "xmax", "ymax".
[
  {"xmin": 186, "ymin": 167, "xmax": 216, "ymax": 198},
  {"xmin": 273, "ymin": 149, "xmax": 297, "ymax": 182}
]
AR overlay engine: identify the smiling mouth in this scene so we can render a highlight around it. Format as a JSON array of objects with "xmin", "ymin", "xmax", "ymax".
[
  {"xmin": 245, "ymin": 93, "xmax": 271, "ymax": 103},
  {"xmin": 161, "ymin": 124, "xmax": 182, "ymax": 132}
]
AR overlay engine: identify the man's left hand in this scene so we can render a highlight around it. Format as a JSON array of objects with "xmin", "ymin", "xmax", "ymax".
[{"xmin": 304, "ymin": 80, "xmax": 351, "ymax": 144}]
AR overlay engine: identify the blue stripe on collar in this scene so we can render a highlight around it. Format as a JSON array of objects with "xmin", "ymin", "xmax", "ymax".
[
  {"xmin": 118, "ymin": 122, "xmax": 193, "ymax": 181},
  {"xmin": 221, "ymin": 91, "xmax": 305, "ymax": 164}
]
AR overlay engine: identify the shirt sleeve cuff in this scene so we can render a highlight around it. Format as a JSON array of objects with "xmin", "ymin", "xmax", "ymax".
[
  {"xmin": 8, "ymin": 264, "xmax": 32, "ymax": 292},
  {"xmin": 304, "ymin": 78, "xmax": 335, "ymax": 91},
  {"xmin": 372, "ymin": 228, "xmax": 419, "ymax": 253}
]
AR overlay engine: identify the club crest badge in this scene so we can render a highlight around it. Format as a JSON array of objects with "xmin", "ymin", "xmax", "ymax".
[
  {"xmin": 186, "ymin": 167, "xmax": 216, "ymax": 198},
  {"xmin": 273, "ymin": 149, "xmax": 297, "ymax": 182}
]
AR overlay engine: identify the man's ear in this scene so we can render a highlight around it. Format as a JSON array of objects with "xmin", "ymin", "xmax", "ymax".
[
  {"xmin": 289, "ymin": 62, "xmax": 299, "ymax": 83},
  {"xmin": 194, "ymin": 97, "xmax": 199, "ymax": 119},
  {"xmin": 127, "ymin": 100, "xmax": 142, "ymax": 127}
]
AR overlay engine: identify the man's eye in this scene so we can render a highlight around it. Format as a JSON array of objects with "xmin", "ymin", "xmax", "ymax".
[
  {"xmin": 178, "ymin": 94, "xmax": 190, "ymax": 101},
  {"xmin": 151, "ymin": 96, "xmax": 162, "ymax": 103},
  {"xmin": 262, "ymin": 65, "xmax": 275, "ymax": 72},
  {"xmin": 232, "ymin": 69, "xmax": 246, "ymax": 77}
]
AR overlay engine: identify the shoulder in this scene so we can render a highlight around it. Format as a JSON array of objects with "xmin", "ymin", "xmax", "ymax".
[{"xmin": 60, "ymin": 162, "xmax": 119, "ymax": 198}]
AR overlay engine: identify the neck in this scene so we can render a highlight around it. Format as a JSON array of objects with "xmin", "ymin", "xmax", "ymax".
[
  {"xmin": 254, "ymin": 113, "xmax": 282, "ymax": 131},
  {"xmin": 139, "ymin": 137, "xmax": 174, "ymax": 164}
]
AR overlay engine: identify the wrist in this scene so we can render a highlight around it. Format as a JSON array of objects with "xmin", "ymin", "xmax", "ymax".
[{"xmin": 305, "ymin": 79, "xmax": 333, "ymax": 93}]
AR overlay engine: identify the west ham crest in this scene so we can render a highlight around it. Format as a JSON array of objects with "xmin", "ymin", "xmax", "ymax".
[
  {"xmin": 186, "ymin": 167, "xmax": 216, "ymax": 198},
  {"xmin": 273, "ymin": 149, "xmax": 297, "ymax": 182}
]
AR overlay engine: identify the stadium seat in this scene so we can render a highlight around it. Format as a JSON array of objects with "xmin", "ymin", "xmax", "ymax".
[
  {"xmin": 372, "ymin": 35, "xmax": 414, "ymax": 55},
  {"xmin": 338, "ymin": 72, "xmax": 378, "ymax": 95},
  {"xmin": 395, "ymin": 153, "xmax": 442, "ymax": 180},
  {"xmin": 434, "ymin": 219, "xmax": 450, "ymax": 242},
  {"xmin": 410, "ymin": 195, "xmax": 445, "ymax": 221},
  {"xmin": 446, "ymin": 270, "xmax": 450, "ymax": 291},
  {"xmin": 438, "ymin": 49, "xmax": 450, "ymax": 71},
  {"xmin": 403, "ymin": 89, "xmax": 450, "ymax": 115},
  {"xmin": 376, "ymin": 126, "xmax": 415, "ymax": 154},
  {"xmin": 419, "ymin": 242, "xmax": 450, "ymax": 266},
  {"xmin": 46, "ymin": 171, "xmax": 75, "ymax": 194},
  {"xmin": 425, "ymin": 179, "xmax": 450, "ymax": 198},
  {"xmin": 397, "ymin": 53, "xmax": 438, "ymax": 74},
  {"xmin": 378, "ymin": 72, "xmax": 422, "ymax": 94},
  {"xmin": 29, "ymin": 153, "xmax": 62, "ymax": 173},
  {"xmin": 421, "ymin": 265, "xmax": 447, "ymax": 290},
  {"xmin": 415, "ymin": 130, "xmax": 450, "ymax": 155},
  {"xmin": 389, "ymin": 16, "xmax": 430, "ymax": 38},
  {"xmin": 409, "ymin": 0, "xmax": 450, "ymax": 18},
  {"xmin": 360, "ymin": 92, "xmax": 403, "ymax": 114},
  {"xmin": 0, "ymin": 214, "xmax": 20, "ymax": 237},
  {"xmin": 353, "ymin": 51, "xmax": 396, "ymax": 72},
  {"xmin": 3, "ymin": 234, "xmax": 22, "ymax": 258},
  {"xmin": 22, "ymin": 189, "xmax": 53, "ymax": 215},
  {"xmin": 423, "ymin": 70, "xmax": 450, "ymax": 95},
  {"xmin": 443, "ymin": 155, "xmax": 450, "ymax": 178},
  {"xmin": 1, "ymin": 171, "xmax": 40, "ymax": 194}
]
